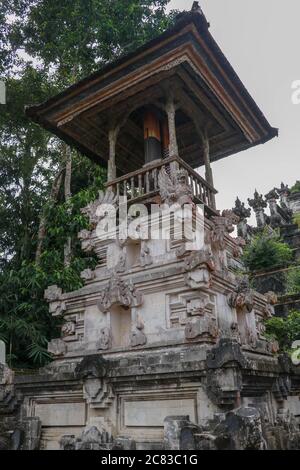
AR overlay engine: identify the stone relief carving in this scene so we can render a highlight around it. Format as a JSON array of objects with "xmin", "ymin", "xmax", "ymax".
[
  {"xmin": 140, "ymin": 241, "xmax": 152, "ymax": 267},
  {"xmin": 44, "ymin": 284, "xmax": 66, "ymax": 316},
  {"xmin": 185, "ymin": 316, "xmax": 218, "ymax": 341},
  {"xmin": 96, "ymin": 327, "xmax": 112, "ymax": 351},
  {"xmin": 210, "ymin": 210, "xmax": 239, "ymax": 251},
  {"xmin": 227, "ymin": 277, "xmax": 254, "ymax": 313},
  {"xmin": 44, "ymin": 285, "xmax": 62, "ymax": 302},
  {"xmin": 130, "ymin": 316, "xmax": 147, "ymax": 347},
  {"xmin": 232, "ymin": 236, "xmax": 246, "ymax": 259},
  {"xmin": 49, "ymin": 300, "xmax": 66, "ymax": 317},
  {"xmin": 97, "ymin": 273, "xmax": 143, "ymax": 313},
  {"xmin": 183, "ymin": 250, "xmax": 215, "ymax": 290},
  {"xmin": 115, "ymin": 247, "xmax": 127, "ymax": 273},
  {"xmin": 61, "ymin": 320, "xmax": 76, "ymax": 338},
  {"xmin": 183, "ymin": 250, "xmax": 215, "ymax": 272},
  {"xmin": 158, "ymin": 167, "xmax": 193, "ymax": 206},
  {"xmin": 230, "ymin": 321, "xmax": 241, "ymax": 343},
  {"xmin": 60, "ymin": 425, "xmax": 136, "ymax": 450},
  {"xmin": 80, "ymin": 268, "xmax": 95, "ymax": 281},
  {"xmin": 48, "ymin": 338, "xmax": 67, "ymax": 356},
  {"xmin": 75, "ymin": 355, "xmax": 114, "ymax": 409},
  {"xmin": 264, "ymin": 291, "xmax": 278, "ymax": 318}
]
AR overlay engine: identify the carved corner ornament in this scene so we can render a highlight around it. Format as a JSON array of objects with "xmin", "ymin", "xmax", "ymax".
[
  {"xmin": 75, "ymin": 355, "xmax": 114, "ymax": 409},
  {"xmin": 227, "ymin": 276, "xmax": 254, "ymax": 313},
  {"xmin": 210, "ymin": 210, "xmax": 239, "ymax": 251},
  {"xmin": 206, "ymin": 338, "xmax": 247, "ymax": 407},
  {"xmin": 44, "ymin": 285, "xmax": 66, "ymax": 317},
  {"xmin": 97, "ymin": 273, "xmax": 143, "ymax": 314}
]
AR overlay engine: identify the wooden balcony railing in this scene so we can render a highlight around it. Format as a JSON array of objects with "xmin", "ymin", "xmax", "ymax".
[{"xmin": 105, "ymin": 155, "xmax": 218, "ymax": 212}]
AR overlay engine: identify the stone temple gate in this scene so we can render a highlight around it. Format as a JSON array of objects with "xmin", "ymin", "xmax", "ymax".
[{"xmin": 1, "ymin": 3, "xmax": 299, "ymax": 450}]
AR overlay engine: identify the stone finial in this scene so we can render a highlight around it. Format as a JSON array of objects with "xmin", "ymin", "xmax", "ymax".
[
  {"xmin": 248, "ymin": 190, "xmax": 267, "ymax": 211},
  {"xmin": 277, "ymin": 182, "xmax": 290, "ymax": 197},
  {"xmin": 265, "ymin": 188, "xmax": 279, "ymax": 201},
  {"xmin": 233, "ymin": 197, "xmax": 251, "ymax": 220},
  {"xmin": 248, "ymin": 190, "xmax": 269, "ymax": 228}
]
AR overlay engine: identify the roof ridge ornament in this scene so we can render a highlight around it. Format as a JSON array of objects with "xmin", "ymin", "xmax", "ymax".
[{"xmin": 191, "ymin": 1, "xmax": 203, "ymax": 13}]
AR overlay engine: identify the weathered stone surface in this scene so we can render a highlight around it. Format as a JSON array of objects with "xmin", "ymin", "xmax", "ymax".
[
  {"xmin": 97, "ymin": 273, "xmax": 143, "ymax": 313},
  {"xmin": 48, "ymin": 338, "xmax": 66, "ymax": 356},
  {"xmin": 206, "ymin": 338, "xmax": 247, "ymax": 369},
  {"xmin": 227, "ymin": 276, "xmax": 254, "ymax": 313},
  {"xmin": 214, "ymin": 407, "xmax": 264, "ymax": 450}
]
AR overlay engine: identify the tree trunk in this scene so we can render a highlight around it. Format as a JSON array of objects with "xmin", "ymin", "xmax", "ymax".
[
  {"xmin": 63, "ymin": 145, "xmax": 72, "ymax": 267},
  {"xmin": 35, "ymin": 167, "xmax": 64, "ymax": 264}
]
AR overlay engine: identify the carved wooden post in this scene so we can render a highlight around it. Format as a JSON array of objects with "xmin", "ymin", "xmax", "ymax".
[
  {"xmin": 0, "ymin": 340, "xmax": 5, "ymax": 364},
  {"xmin": 107, "ymin": 127, "xmax": 119, "ymax": 183},
  {"xmin": 165, "ymin": 96, "xmax": 179, "ymax": 163},
  {"xmin": 201, "ymin": 129, "xmax": 216, "ymax": 209}
]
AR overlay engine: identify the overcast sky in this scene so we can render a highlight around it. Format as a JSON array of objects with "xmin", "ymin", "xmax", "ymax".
[{"xmin": 169, "ymin": 0, "xmax": 300, "ymax": 218}]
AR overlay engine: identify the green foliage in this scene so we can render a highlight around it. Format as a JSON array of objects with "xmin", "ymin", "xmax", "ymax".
[
  {"xmin": 242, "ymin": 228, "xmax": 293, "ymax": 273},
  {"xmin": 291, "ymin": 181, "xmax": 300, "ymax": 194},
  {"xmin": 293, "ymin": 213, "xmax": 300, "ymax": 229},
  {"xmin": 265, "ymin": 310, "xmax": 300, "ymax": 352},
  {"xmin": 286, "ymin": 266, "xmax": 300, "ymax": 295},
  {"xmin": 0, "ymin": 167, "xmax": 105, "ymax": 368},
  {"xmin": 7, "ymin": 0, "xmax": 176, "ymax": 83}
]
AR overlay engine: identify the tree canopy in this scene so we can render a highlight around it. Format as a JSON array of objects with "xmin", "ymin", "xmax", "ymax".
[{"xmin": 0, "ymin": 0, "xmax": 176, "ymax": 367}]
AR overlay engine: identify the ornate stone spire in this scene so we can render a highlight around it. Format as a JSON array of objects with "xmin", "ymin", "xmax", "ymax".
[
  {"xmin": 248, "ymin": 190, "xmax": 268, "ymax": 228},
  {"xmin": 232, "ymin": 198, "xmax": 251, "ymax": 239}
]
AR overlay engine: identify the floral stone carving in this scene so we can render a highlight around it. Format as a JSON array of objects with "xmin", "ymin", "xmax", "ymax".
[{"xmin": 97, "ymin": 273, "xmax": 143, "ymax": 313}]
